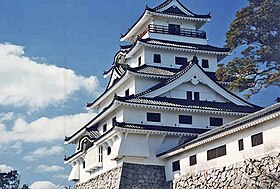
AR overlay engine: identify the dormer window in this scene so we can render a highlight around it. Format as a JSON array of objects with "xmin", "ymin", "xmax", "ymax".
[
  {"xmin": 202, "ymin": 59, "xmax": 209, "ymax": 68},
  {"xmin": 153, "ymin": 54, "xmax": 161, "ymax": 63},
  {"xmin": 169, "ymin": 24, "xmax": 180, "ymax": 35}
]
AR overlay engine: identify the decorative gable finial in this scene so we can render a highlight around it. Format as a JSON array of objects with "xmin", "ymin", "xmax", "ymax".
[{"xmin": 192, "ymin": 55, "xmax": 198, "ymax": 64}]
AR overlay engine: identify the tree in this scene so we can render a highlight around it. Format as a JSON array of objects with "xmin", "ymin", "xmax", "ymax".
[
  {"xmin": 0, "ymin": 170, "xmax": 20, "ymax": 189},
  {"xmin": 216, "ymin": 0, "xmax": 280, "ymax": 98}
]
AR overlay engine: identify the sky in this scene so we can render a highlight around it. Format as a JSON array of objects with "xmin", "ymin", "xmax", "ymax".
[{"xmin": 0, "ymin": 0, "xmax": 279, "ymax": 188}]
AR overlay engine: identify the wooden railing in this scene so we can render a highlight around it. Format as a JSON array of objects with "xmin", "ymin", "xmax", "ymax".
[{"xmin": 139, "ymin": 24, "xmax": 206, "ymax": 39}]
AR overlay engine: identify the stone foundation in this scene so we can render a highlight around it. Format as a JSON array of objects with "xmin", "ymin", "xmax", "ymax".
[
  {"xmin": 73, "ymin": 163, "xmax": 171, "ymax": 189},
  {"xmin": 173, "ymin": 152, "xmax": 280, "ymax": 189}
]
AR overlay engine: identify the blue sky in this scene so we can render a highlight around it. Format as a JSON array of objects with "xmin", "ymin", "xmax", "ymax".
[{"xmin": 0, "ymin": 0, "xmax": 279, "ymax": 188}]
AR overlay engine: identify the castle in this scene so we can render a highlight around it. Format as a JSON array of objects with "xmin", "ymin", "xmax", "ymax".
[{"xmin": 64, "ymin": 1, "xmax": 280, "ymax": 188}]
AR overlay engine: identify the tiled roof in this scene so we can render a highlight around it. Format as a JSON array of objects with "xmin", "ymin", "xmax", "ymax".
[
  {"xmin": 139, "ymin": 38, "xmax": 230, "ymax": 53},
  {"xmin": 128, "ymin": 65, "xmax": 179, "ymax": 77},
  {"xmin": 116, "ymin": 96, "xmax": 261, "ymax": 113},
  {"xmin": 157, "ymin": 102, "xmax": 280, "ymax": 157},
  {"xmin": 149, "ymin": 0, "xmax": 211, "ymax": 19},
  {"xmin": 115, "ymin": 121, "xmax": 210, "ymax": 134}
]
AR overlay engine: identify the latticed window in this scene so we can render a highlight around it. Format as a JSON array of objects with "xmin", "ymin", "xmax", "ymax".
[
  {"xmin": 179, "ymin": 115, "xmax": 192, "ymax": 124},
  {"xmin": 251, "ymin": 132, "xmax": 263, "ymax": 147},
  {"xmin": 153, "ymin": 54, "xmax": 161, "ymax": 63},
  {"xmin": 172, "ymin": 160, "xmax": 180, "ymax": 172},
  {"xmin": 147, "ymin": 112, "xmax": 161, "ymax": 122},
  {"xmin": 175, "ymin": 57, "xmax": 188, "ymax": 65},
  {"xmin": 98, "ymin": 146, "xmax": 103, "ymax": 163},
  {"xmin": 189, "ymin": 154, "xmax": 197, "ymax": 166},
  {"xmin": 238, "ymin": 139, "xmax": 244, "ymax": 151},
  {"xmin": 202, "ymin": 59, "xmax": 209, "ymax": 68},
  {"xmin": 210, "ymin": 117, "xmax": 223, "ymax": 126},
  {"xmin": 207, "ymin": 145, "xmax": 226, "ymax": 160}
]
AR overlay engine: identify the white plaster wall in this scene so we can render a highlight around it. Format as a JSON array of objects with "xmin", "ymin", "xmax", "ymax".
[
  {"xmin": 160, "ymin": 82, "xmax": 228, "ymax": 103},
  {"xmin": 144, "ymin": 47, "xmax": 218, "ymax": 72},
  {"xmin": 123, "ymin": 106, "xmax": 240, "ymax": 129},
  {"xmin": 126, "ymin": 47, "xmax": 145, "ymax": 68},
  {"xmin": 135, "ymin": 76, "xmax": 162, "ymax": 94},
  {"xmin": 164, "ymin": 116, "xmax": 280, "ymax": 181},
  {"xmin": 98, "ymin": 76, "xmax": 136, "ymax": 112},
  {"xmin": 97, "ymin": 108, "xmax": 124, "ymax": 134}
]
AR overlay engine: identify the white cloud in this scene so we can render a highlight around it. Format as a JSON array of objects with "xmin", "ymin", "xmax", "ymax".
[
  {"xmin": 24, "ymin": 145, "xmax": 64, "ymax": 161},
  {"xmin": 30, "ymin": 181, "xmax": 57, "ymax": 189},
  {"xmin": 0, "ymin": 112, "xmax": 96, "ymax": 145},
  {"xmin": 0, "ymin": 164, "xmax": 14, "ymax": 173},
  {"xmin": 0, "ymin": 112, "xmax": 14, "ymax": 122},
  {"xmin": 53, "ymin": 174, "xmax": 68, "ymax": 179},
  {"xmin": 0, "ymin": 42, "xmax": 99, "ymax": 110},
  {"xmin": 36, "ymin": 164, "xmax": 64, "ymax": 172}
]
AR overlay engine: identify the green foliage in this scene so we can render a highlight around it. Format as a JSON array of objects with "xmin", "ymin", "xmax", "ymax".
[
  {"xmin": 0, "ymin": 170, "xmax": 20, "ymax": 189},
  {"xmin": 216, "ymin": 0, "xmax": 280, "ymax": 97}
]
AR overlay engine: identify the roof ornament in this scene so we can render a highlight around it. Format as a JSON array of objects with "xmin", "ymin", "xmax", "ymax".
[{"xmin": 192, "ymin": 55, "xmax": 199, "ymax": 64}]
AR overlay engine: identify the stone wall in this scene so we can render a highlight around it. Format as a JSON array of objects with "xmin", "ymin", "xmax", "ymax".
[
  {"xmin": 73, "ymin": 166, "xmax": 122, "ymax": 189},
  {"xmin": 74, "ymin": 163, "xmax": 171, "ymax": 189},
  {"xmin": 173, "ymin": 151, "xmax": 280, "ymax": 189},
  {"xmin": 119, "ymin": 163, "xmax": 171, "ymax": 189}
]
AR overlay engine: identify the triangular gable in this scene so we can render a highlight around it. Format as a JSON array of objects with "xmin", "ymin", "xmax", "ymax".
[
  {"xmin": 154, "ymin": 0, "xmax": 195, "ymax": 17},
  {"xmin": 106, "ymin": 65, "xmax": 125, "ymax": 90},
  {"xmin": 140, "ymin": 63, "xmax": 256, "ymax": 107}
]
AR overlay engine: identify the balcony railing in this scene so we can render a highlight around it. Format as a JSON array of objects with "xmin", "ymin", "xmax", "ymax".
[{"xmin": 139, "ymin": 24, "xmax": 206, "ymax": 39}]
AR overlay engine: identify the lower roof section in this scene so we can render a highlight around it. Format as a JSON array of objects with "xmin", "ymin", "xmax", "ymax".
[
  {"xmin": 114, "ymin": 121, "xmax": 210, "ymax": 135},
  {"xmin": 116, "ymin": 96, "xmax": 261, "ymax": 114}
]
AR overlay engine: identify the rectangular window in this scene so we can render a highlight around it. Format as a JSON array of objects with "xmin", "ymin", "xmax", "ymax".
[
  {"xmin": 210, "ymin": 117, "xmax": 223, "ymax": 126},
  {"xmin": 179, "ymin": 115, "xmax": 192, "ymax": 124},
  {"xmin": 138, "ymin": 56, "xmax": 141, "ymax": 66},
  {"xmin": 172, "ymin": 160, "xmax": 180, "ymax": 172},
  {"xmin": 169, "ymin": 24, "xmax": 180, "ymax": 35},
  {"xmin": 175, "ymin": 57, "xmax": 188, "ymax": 65},
  {"xmin": 103, "ymin": 124, "xmax": 107, "ymax": 133},
  {"xmin": 153, "ymin": 54, "xmax": 161, "ymax": 63},
  {"xmin": 98, "ymin": 146, "xmax": 103, "ymax": 163},
  {"xmin": 83, "ymin": 161, "xmax": 86, "ymax": 169},
  {"xmin": 187, "ymin": 91, "xmax": 192, "ymax": 100},
  {"xmin": 207, "ymin": 145, "xmax": 227, "ymax": 160},
  {"xmin": 194, "ymin": 92, "xmax": 200, "ymax": 101},
  {"xmin": 251, "ymin": 132, "xmax": 263, "ymax": 147},
  {"xmin": 147, "ymin": 112, "xmax": 161, "ymax": 122},
  {"xmin": 112, "ymin": 116, "xmax": 116, "ymax": 125},
  {"xmin": 125, "ymin": 89, "xmax": 129, "ymax": 96},
  {"xmin": 238, "ymin": 139, "xmax": 244, "ymax": 151},
  {"xmin": 189, "ymin": 155, "xmax": 197, "ymax": 166},
  {"xmin": 202, "ymin": 59, "xmax": 209, "ymax": 68}
]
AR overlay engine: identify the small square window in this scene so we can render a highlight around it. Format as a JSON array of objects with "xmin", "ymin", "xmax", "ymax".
[
  {"xmin": 175, "ymin": 57, "xmax": 188, "ymax": 65},
  {"xmin": 194, "ymin": 92, "xmax": 200, "ymax": 101},
  {"xmin": 179, "ymin": 115, "xmax": 192, "ymax": 124},
  {"xmin": 189, "ymin": 155, "xmax": 197, "ymax": 166},
  {"xmin": 187, "ymin": 91, "xmax": 192, "ymax": 100},
  {"xmin": 210, "ymin": 117, "xmax": 223, "ymax": 126},
  {"xmin": 202, "ymin": 59, "xmax": 209, "ymax": 68},
  {"xmin": 103, "ymin": 124, "xmax": 107, "ymax": 133},
  {"xmin": 147, "ymin": 112, "xmax": 161, "ymax": 122},
  {"xmin": 238, "ymin": 139, "xmax": 244, "ymax": 151},
  {"xmin": 251, "ymin": 132, "xmax": 263, "ymax": 147},
  {"xmin": 153, "ymin": 54, "xmax": 161, "ymax": 63},
  {"xmin": 172, "ymin": 160, "xmax": 180, "ymax": 172}
]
